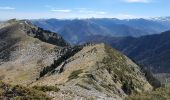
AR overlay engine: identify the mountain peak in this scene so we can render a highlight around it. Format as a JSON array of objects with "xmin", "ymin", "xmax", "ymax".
[{"xmin": 2, "ymin": 19, "xmax": 69, "ymax": 47}]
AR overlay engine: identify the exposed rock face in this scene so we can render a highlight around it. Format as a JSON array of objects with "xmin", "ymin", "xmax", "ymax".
[{"xmin": 0, "ymin": 20, "xmax": 152, "ymax": 100}]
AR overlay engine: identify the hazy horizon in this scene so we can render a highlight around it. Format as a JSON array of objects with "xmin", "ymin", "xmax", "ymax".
[
  {"xmin": 0, "ymin": 0, "xmax": 170, "ymax": 20},
  {"xmin": 1, "ymin": 16, "xmax": 170, "ymax": 21}
]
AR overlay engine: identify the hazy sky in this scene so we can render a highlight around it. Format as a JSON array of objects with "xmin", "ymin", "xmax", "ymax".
[{"xmin": 0, "ymin": 0, "xmax": 169, "ymax": 20}]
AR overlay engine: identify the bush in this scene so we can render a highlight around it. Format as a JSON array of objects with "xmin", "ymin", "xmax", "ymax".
[{"xmin": 88, "ymin": 96, "xmax": 94, "ymax": 100}]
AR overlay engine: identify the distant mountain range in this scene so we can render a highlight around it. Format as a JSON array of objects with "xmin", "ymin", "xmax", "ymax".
[
  {"xmin": 32, "ymin": 17, "xmax": 170, "ymax": 44},
  {"xmin": 32, "ymin": 17, "xmax": 170, "ymax": 76}
]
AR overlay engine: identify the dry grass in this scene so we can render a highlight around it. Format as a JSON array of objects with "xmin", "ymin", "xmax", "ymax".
[{"xmin": 0, "ymin": 81, "xmax": 51, "ymax": 100}]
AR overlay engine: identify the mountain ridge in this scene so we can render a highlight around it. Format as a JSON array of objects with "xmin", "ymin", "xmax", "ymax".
[
  {"xmin": 0, "ymin": 20, "xmax": 155, "ymax": 100},
  {"xmin": 31, "ymin": 43, "xmax": 153, "ymax": 99},
  {"xmin": 79, "ymin": 30, "xmax": 170, "ymax": 75}
]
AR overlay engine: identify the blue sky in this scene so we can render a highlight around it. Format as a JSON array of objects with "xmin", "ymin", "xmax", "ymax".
[{"xmin": 0, "ymin": 0, "xmax": 169, "ymax": 20}]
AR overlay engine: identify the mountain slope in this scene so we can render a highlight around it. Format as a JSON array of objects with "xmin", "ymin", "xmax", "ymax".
[
  {"xmin": 32, "ymin": 18, "xmax": 71, "ymax": 33},
  {"xmin": 126, "ymin": 86, "xmax": 170, "ymax": 100},
  {"xmin": 31, "ymin": 43, "xmax": 152, "ymax": 100},
  {"xmin": 0, "ymin": 20, "xmax": 69, "ymax": 85},
  {"xmin": 57, "ymin": 19, "xmax": 114, "ymax": 44},
  {"xmin": 81, "ymin": 31, "xmax": 170, "ymax": 74}
]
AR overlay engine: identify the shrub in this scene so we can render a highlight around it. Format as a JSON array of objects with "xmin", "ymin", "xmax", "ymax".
[{"xmin": 88, "ymin": 96, "xmax": 94, "ymax": 100}]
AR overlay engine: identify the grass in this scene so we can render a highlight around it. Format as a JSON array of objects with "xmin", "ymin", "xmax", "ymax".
[
  {"xmin": 7, "ymin": 19, "xmax": 19, "ymax": 23},
  {"xmin": 32, "ymin": 85, "xmax": 60, "ymax": 92},
  {"xmin": 68, "ymin": 69, "xmax": 83, "ymax": 80},
  {"xmin": 82, "ymin": 78, "xmax": 102, "ymax": 92},
  {"xmin": 76, "ymin": 83, "xmax": 91, "ymax": 90},
  {"xmin": 102, "ymin": 45, "xmax": 139, "ymax": 94},
  {"xmin": 0, "ymin": 81, "xmax": 51, "ymax": 100},
  {"xmin": 126, "ymin": 86, "xmax": 170, "ymax": 100}
]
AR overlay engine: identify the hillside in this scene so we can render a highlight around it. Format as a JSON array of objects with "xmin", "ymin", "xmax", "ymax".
[
  {"xmin": 126, "ymin": 85, "xmax": 170, "ymax": 100},
  {"xmin": 0, "ymin": 19, "xmax": 69, "ymax": 85},
  {"xmin": 57, "ymin": 19, "xmax": 112, "ymax": 44},
  {"xmin": 0, "ymin": 20, "xmax": 153, "ymax": 100},
  {"xmin": 31, "ymin": 43, "xmax": 153, "ymax": 100},
  {"xmin": 82, "ymin": 31, "xmax": 170, "ymax": 74}
]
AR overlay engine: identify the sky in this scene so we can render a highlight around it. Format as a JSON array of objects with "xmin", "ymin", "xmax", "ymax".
[{"xmin": 0, "ymin": 0, "xmax": 169, "ymax": 20}]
